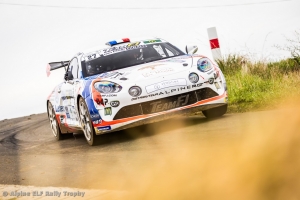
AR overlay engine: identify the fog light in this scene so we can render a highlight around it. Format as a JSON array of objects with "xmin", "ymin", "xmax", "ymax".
[
  {"xmin": 188, "ymin": 73, "xmax": 199, "ymax": 83},
  {"xmin": 128, "ymin": 86, "xmax": 142, "ymax": 97}
]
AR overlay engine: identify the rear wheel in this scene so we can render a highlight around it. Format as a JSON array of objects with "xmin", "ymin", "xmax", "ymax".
[
  {"xmin": 202, "ymin": 104, "xmax": 227, "ymax": 119},
  {"xmin": 47, "ymin": 102, "xmax": 73, "ymax": 140},
  {"xmin": 79, "ymin": 97, "xmax": 97, "ymax": 146}
]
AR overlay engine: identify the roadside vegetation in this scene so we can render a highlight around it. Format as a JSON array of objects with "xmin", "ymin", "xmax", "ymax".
[
  {"xmin": 218, "ymin": 31, "xmax": 300, "ymax": 113},
  {"xmin": 218, "ymin": 55, "xmax": 300, "ymax": 112}
]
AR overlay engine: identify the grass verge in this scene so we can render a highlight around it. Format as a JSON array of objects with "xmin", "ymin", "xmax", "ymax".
[{"xmin": 217, "ymin": 55, "xmax": 300, "ymax": 112}]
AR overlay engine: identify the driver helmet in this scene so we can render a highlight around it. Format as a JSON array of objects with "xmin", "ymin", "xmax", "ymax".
[
  {"xmin": 87, "ymin": 64, "xmax": 96, "ymax": 75},
  {"xmin": 132, "ymin": 49, "xmax": 143, "ymax": 61}
]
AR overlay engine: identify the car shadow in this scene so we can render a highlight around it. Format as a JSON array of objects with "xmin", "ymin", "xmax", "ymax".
[{"xmin": 90, "ymin": 114, "xmax": 230, "ymax": 146}]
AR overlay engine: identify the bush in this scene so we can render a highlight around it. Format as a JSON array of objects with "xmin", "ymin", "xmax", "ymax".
[
  {"xmin": 276, "ymin": 30, "xmax": 300, "ymax": 65},
  {"xmin": 217, "ymin": 54, "xmax": 300, "ymax": 113}
]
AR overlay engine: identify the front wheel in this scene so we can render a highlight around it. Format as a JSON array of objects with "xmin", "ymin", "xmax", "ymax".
[
  {"xmin": 78, "ymin": 97, "xmax": 97, "ymax": 146},
  {"xmin": 202, "ymin": 104, "xmax": 227, "ymax": 119}
]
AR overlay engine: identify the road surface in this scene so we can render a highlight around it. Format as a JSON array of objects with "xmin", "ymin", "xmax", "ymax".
[{"xmin": 0, "ymin": 106, "xmax": 299, "ymax": 199}]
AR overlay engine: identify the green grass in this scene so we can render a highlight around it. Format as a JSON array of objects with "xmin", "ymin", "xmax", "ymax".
[{"xmin": 217, "ymin": 55, "xmax": 300, "ymax": 112}]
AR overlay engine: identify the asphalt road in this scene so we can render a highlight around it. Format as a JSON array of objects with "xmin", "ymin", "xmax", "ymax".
[{"xmin": 0, "ymin": 107, "xmax": 299, "ymax": 199}]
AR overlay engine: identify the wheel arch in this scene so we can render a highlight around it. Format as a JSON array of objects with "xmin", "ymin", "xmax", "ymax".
[
  {"xmin": 46, "ymin": 100, "xmax": 50, "ymax": 117},
  {"xmin": 76, "ymin": 94, "xmax": 84, "ymax": 113}
]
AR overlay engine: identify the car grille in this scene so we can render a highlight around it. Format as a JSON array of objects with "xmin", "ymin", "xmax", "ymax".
[{"xmin": 113, "ymin": 88, "xmax": 218, "ymax": 120}]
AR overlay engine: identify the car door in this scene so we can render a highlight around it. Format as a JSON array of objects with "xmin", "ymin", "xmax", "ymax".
[{"xmin": 60, "ymin": 57, "xmax": 79, "ymax": 125}]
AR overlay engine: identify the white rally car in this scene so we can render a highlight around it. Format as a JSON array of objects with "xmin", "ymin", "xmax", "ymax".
[{"xmin": 47, "ymin": 37, "xmax": 228, "ymax": 145}]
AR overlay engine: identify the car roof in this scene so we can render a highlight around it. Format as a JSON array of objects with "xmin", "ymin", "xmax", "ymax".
[{"xmin": 78, "ymin": 37, "xmax": 166, "ymax": 56}]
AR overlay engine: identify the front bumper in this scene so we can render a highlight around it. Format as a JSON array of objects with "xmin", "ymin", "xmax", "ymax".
[{"xmin": 94, "ymin": 90, "xmax": 227, "ymax": 135}]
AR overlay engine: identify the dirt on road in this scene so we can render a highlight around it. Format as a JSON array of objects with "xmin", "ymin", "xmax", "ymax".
[{"xmin": 0, "ymin": 100, "xmax": 300, "ymax": 200}]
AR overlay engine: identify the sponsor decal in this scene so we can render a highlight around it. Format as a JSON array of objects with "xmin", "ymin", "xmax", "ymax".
[
  {"xmin": 56, "ymin": 106, "xmax": 64, "ymax": 112},
  {"xmin": 138, "ymin": 64, "xmax": 164, "ymax": 71},
  {"xmin": 104, "ymin": 107, "xmax": 112, "ymax": 116},
  {"xmin": 214, "ymin": 82, "xmax": 221, "ymax": 89},
  {"xmin": 102, "ymin": 94, "xmax": 117, "ymax": 97},
  {"xmin": 131, "ymin": 83, "xmax": 203, "ymax": 101},
  {"xmin": 59, "ymin": 115, "xmax": 64, "ymax": 123},
  {"xmin": 97, "ymin": 71, "xmax": 125, "ymax": 79},
  {"xmin": 98, "ymin": 71, "xmax": 120, "ymax": 78},
  {"xmin": 93, "ymin": 120, "xmax": 102, "ymax": 125},
  {"xmin": 90, "ymin": 113, "xmax": 101, "ymax": 119},
  {"xmin": 102, "ymin": 43, "xmax": 146, "ymax": 55},
  {"xmin": 61, "ymin": 96, "xmax": 73, "ymax": 100},
  {"xmin": 103, "ymin": 99, "xmax": 109, "ymax": 106},
  {"xmin": 65, "ymin": 107, "xmax": 70, "ymax": 118},
  {"xmin": 158, "ymin": 59, "xmax": 186, "ymax": 63},
  {"xmin": 214, "ymin": 72, "xmax": 219, "ymax": 79},
  {"xmin": 110, "ymin": 100, "xmax": 120, "ymax": 107},
  {"xmin": 64, "ymin": 106, "xmax": 77, "ymax": 119},
  {"xmin": 143, "ymin": 39, "xmax": 162, "ymax": 44},
  {"xmin": 146, "ymin": 79, "xmax": 187, "ymax": 93},
  {"xmin": 150, "ymin": 94, "xmax": 189, "ymax": 113},
  {"xmin": 208, "ymin": 78, "xmax": 214, "ymax": 84},
  {"xmin": 141, "ymin": 66, "xmax": 174, "ymax": 77},
  {"xmin": 97, "ymin": 126, "xmax": 111, "ymax": 131},
  {"xmin": 127, "ymin": 42, "xmax": 141, "ymax": 47}
]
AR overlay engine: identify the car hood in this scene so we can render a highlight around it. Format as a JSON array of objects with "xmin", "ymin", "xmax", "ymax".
[{"xmin": 93, "ymin": 55, "xmax": 198, "ymax": 83}]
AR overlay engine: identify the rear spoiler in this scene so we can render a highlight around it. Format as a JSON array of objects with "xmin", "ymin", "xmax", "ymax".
[
  {"xmin": 48, "ymin": 61, "xmax": 69, "ymax": 71},
  {"xmin": 46, "ymin": 61, "xmax": 69, "ymax": 77}
]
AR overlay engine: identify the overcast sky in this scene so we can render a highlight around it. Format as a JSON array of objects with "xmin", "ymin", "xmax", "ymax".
[{"xmin": 0, "ymin": 0, "xmax": 299, "ymax": 120}]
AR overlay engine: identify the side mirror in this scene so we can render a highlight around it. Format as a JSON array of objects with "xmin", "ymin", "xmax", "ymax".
[
  {"xmin": 185, "ymin": 45, "xmax": 198, "ymax": 54},
  {"xmin": 64, "ymin": 71, "xmax": 73, "ymax": 81}
]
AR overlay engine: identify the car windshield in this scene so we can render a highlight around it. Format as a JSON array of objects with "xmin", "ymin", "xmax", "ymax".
[{"xmin": 82, "ymin": 42, "xmax": 185, "ymax": 77}]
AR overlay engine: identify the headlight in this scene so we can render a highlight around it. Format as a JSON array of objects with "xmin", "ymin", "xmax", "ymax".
[
  {"xmin": 94, "ymin": 81, "xmax": 122, "ymax": 93},
  {"xmin": 197, "ymin": 58, "xmax": 213, "ymax": 72},
  {"xmin": 188, "ymin": 73, "xmax": 199, "ymax": 83},
  {"xmin": 128, "ymin": 86, "xmax": 142, "ymax": 97}
]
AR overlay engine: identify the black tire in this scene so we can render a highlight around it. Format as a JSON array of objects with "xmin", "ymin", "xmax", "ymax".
[
  {"xmin": 78, "ymin": 97, "xmax": 97, "ymax": 146},
  {"xmin": 202, "ymin": 104, "xmax": 227, "ymax": 119},
  {"xmin": 47, "ymin": 102, "xmax": 73, "ymax": 140}
]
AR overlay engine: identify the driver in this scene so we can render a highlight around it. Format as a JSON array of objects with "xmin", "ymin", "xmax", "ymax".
[
  {"xmin": 87, "ymin": 64, "xmax": 98, "ymax": 75},
  {"xmin": 132, "ymin": 49, "xmax": 143, "ymax": 61}
]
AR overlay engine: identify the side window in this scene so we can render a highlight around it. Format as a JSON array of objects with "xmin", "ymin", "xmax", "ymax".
[
  {"xmin": 165, "ymin": 48, "xmax": 174, "ymax": 56},
  {"xmin": 153, "ymin": 45, "xmax": 167, "ymax": 58},
  {"xmin": 164, "ymin": 43, "xmax": 181, "ymax": 56},
  {"xmin": 68, "ymin": 58, "xmax": 79, "ymax": 79}
]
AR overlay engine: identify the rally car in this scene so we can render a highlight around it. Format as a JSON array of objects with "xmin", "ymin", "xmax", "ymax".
[{"xmin": 46, "ymin": 37, "xmax": 228, "ymax": 145}]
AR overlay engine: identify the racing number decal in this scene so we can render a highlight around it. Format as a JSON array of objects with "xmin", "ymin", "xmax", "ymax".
[{"xmin": 87, "ymin": 54, "xmax": 96, "ymax": 60}]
